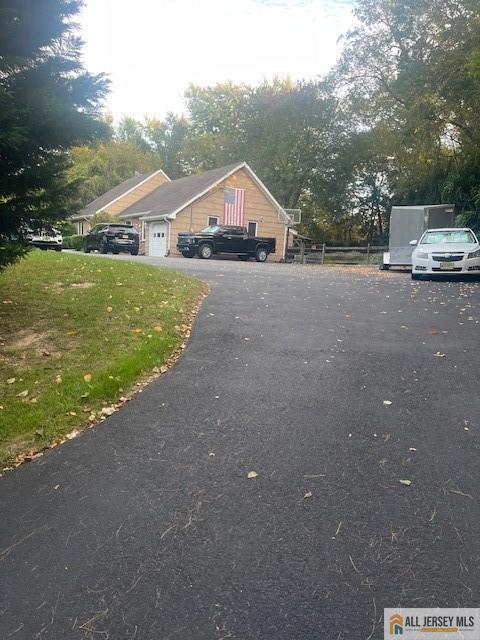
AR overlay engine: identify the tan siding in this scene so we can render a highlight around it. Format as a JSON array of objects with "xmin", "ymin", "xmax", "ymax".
[
  {"xmin": 105, "ymin": 171, "xmax": 170, "ymax": 216},
  {"xmin": 168, "ymin": 167, "xmax": 286, "ymax": 261},
  {"xmin": 130, "ymin": 217, "xmax": 148, "ymax": 255}
]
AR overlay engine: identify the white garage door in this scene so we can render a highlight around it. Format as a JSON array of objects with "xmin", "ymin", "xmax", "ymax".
[{"xmin": 149, "ymin": 222, "xmax": 168, "ymax": 257}]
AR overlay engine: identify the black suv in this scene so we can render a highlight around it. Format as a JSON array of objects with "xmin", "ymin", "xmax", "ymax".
[{"xmin": 83, "ymin": 223, "xmax": 139, "ymax": 255}]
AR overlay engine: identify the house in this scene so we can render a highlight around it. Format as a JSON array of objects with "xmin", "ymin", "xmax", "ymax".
[
  {"xmin": 118, "ymin": 162, "xmax": 291, "ymax": 260},
  {"xmin": 70, "ymin": 169, "xmax": 170, "ymax": 235}
]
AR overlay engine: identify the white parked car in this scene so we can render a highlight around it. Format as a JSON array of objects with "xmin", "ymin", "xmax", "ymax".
[{"xmin": 411, "ymin": 228, "xmax": 480, "ymax": 280}]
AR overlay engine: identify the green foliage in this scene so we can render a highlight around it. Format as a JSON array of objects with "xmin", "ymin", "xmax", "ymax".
[
  {"xmin": 88, "ymin": 211, "xmax": 117, "ymax": 226},
  {"xmin": 67, "ymin": 141, "xmax": 160, "ymax": 212},
  {"xmin": 0, "ymin": 0, "xmax": 109, "ymax": 270},
  {"xmin": 335, "ymin": 0, "xmax": 480, "ymax": 231},
  {"xmin": 62, "ymin": 235, "xmax": 84, "ymax": 250}
]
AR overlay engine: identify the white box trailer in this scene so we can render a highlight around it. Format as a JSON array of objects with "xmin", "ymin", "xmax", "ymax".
[{"xmin": 382, "ymin": 204, "xmax": 455, "ymax": 269}]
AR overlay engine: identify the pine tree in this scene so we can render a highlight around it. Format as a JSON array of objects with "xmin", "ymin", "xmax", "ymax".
[{"xmin": 0, "ymin": 0, "xmax": 109, "ymax": 268}]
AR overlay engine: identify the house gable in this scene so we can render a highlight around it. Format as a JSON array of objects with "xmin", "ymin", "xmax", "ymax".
[
  {"xmin": 71, "ymin": 169, "xmax": 170, "ymax": 222},
  {"xmin": 168, "ymin": 165, "xmax": 288, "ymax": 260}
]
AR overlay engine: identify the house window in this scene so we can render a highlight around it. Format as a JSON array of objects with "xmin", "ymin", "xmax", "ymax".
[
  {"xmin": 208, "ymin": 216, "xmax": 219, "ymax": 226},
  {"xmin": 247, "ymin": 221, "xmax": 257, "ymax": 237},
  {"xmin": 141, "ymin": 221, "xmax": 146, "ymax": 241}
]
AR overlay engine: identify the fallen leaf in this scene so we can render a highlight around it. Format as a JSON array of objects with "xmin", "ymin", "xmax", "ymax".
[
  {"xmin": 433, "ymin": 352, "xmax": 446, "ymax": 358},
  {"xmin": 66, "ymin": 430, "xmax": 79, "ymax": 440},
  {"xmin": 55, "ymin": 375, "xmax": 62, "ymax": 384},
  {"xmin": 7, "ymin": 378, "xmax": 15, "ymax": 384},
  {"xmin": 107, "ymin": 306, "xmax": 113, "ymax": 313},
  {"xmin": 409, "ymin": 447, "xmax": 417, "ymax": 452},
  {"xmin": 247, "ymin": 471, "xmax": 258, "ymax": 479},
  {"xmin": 83, "ymin": 373, "xmax": 92, "ymax": 383},
  {"xmin": 303, "ymin": 491, "xmax": 313, "ymax": 499},
  {"xmin": 153, "ymin": 325, "xmax": 162, "ymax": 332},
  {"xmin": 53, "ymin": 484, "xmax": 60, "ymax": 490},
  {"xmin": 17, "ymin": 389, "xmax": 29, "ymax": 398},
  {"xmin": 383, "ymin": 400, "xmax": 392, "ymax": 406},
  {"xmin": 101, "ymin": 406, "xmax": 115, "ymax": 417},
  {"xmin": 399, "ymin": 479, "xmax": 412, "ymax": 486}
]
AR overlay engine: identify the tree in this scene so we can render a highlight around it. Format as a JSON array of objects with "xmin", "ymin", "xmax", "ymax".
[
  {"xmin": 0, "ymin": 0, "xmax": 109, "ymax": 268},
  {"xmin": 144, "ymin": 114, "xmax": 192, "ymax": 179},
  {"xmin": 67, "ymin": 140, "xmax": 160, "ymax": 211},
  {"xmin": 335, "ymin": 0, "xmax": 480, "ymax": 221}
]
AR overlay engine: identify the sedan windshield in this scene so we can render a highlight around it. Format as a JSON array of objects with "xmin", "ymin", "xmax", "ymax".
[{"xmin": 420, "ymin": 230, "xmax": 476, "ymax": 244}]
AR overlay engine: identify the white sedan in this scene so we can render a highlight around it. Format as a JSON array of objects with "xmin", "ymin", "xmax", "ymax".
[{"xmin": 411, "ymin": 228, "xmax": 480, "ymax": 280}]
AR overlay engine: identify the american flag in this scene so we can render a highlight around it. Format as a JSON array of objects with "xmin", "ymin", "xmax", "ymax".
[{"xmin": 223, "ymin": 187, "xmax": 245, "ymax": 226}]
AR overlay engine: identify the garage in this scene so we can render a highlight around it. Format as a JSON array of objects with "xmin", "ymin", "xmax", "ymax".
[{"xmin": 149, "ymin": 221, "xmax": 168, "ymax": 257}]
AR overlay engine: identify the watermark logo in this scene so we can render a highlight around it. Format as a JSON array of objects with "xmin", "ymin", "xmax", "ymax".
[
  {"xmin": 384, "ymin": 609, "xmax": 480, "ymax": 640},
  {"xmin": 389, "ymin": 613, "xmax": 403, "ymax": 635}
]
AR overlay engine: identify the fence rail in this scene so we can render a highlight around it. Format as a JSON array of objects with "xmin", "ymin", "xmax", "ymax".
[{"xmin": 287, "ymin": 244, "xmax": 388, "ymax": 265}]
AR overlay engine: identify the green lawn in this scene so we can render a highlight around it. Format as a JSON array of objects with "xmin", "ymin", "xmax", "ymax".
[{"xmin": 0, "ymin": 250, "xmax": 207, "ymax": 470}]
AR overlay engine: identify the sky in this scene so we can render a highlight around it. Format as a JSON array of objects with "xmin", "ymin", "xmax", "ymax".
[{"xmin": 79, "ymin": 0, "xmax": 355, "ymax": 122}]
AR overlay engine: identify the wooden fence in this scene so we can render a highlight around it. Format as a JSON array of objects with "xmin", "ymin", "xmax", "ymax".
[{"xmin": 287, "ymin": 244, "xmax": 388, "ymax": 265}]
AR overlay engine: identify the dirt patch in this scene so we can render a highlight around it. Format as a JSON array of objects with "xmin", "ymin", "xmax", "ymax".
[
  {"xmin": 0, "ymin": 329, "xmax": 60, "ymax": 369},
  {"xmin": 8, "ymin": 329, "xmax": 53, "ymax": 351},
  {"xmin": 48, "ymin": 281, "xmax": 95, "ymax": 293}
]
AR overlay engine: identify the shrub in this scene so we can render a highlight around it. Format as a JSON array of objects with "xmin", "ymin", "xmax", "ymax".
[{"xmin": 63, "ymin": 235, "xmax": 84, "ymax": 251}]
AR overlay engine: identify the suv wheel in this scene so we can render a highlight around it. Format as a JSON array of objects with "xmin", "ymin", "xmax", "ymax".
[
  {"xmin": 130, "ymin": 248, "xmax": 139, "ymax": 256},
  {"xmin": 182, "ymin": 251, "xmax": 194, "ymax": 258},
  {"xmin": 100, "ymin": 239, "xmax": 109, "ymax": 254},
  {"xmin": 255, "ymin": 246, "xmax": 268, "ymax": 262},
  {"xmin": 84, "ymin": 242, "xmax": 91, "ymax": 253},
  {"xmin": 198, "ymin": 244, "xmax": 213, "ymax": 259}
]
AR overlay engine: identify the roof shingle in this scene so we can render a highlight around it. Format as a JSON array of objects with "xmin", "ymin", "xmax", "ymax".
[
  {"xmin": 77, "ymin": 171, "xmax": 161, "ymax": 217},
  {"xmin": 120, "ymin": 163, "xmax": 243, "ymax": 220}
]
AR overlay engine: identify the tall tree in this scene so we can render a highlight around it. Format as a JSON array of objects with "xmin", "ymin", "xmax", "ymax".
[
  {"xmin": 336, "ymin": 0, "xmax": 480, "ymax": 224},
  {"xmin": 0, "ymin": 0, "xmax": 108, "ymax": 268},
  {"xmin": 67, "ymin": 141, "xmax": 161, "ymax": 211}
]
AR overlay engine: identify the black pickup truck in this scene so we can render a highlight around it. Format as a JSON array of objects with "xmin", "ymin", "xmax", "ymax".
[{"xmin": 177, "ymin": 224, "xmax": 276, "ymax": 262}]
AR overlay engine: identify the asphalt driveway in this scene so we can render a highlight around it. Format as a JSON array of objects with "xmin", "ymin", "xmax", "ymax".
[{"xmin": 1, "ymin": 257, "xmax": 479, "ymax": 639}]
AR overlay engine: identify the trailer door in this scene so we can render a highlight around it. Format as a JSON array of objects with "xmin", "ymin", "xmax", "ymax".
[{"xmin": 389, "ymin": 209, "xmax": 425, "ymax": 265}]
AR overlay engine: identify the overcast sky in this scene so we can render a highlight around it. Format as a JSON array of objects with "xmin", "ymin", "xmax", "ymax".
[{"xmin": 79, "ymin": 0, "xmax": 355, "ymax": 121}]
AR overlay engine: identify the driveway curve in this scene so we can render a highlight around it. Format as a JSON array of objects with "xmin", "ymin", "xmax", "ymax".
[{"xmin": 1, "ymin": 256, "xmax": 479, "ymax": 639}]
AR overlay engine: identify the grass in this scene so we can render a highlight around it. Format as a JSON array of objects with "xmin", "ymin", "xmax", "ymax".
[{"xmin": 0, "ymin": 250, "xmax": 207, "ymax": 469}]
